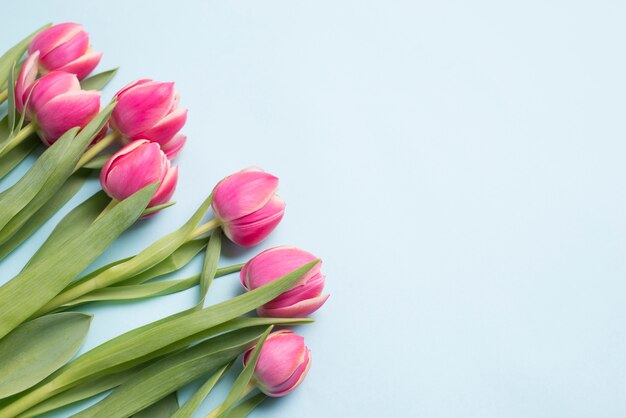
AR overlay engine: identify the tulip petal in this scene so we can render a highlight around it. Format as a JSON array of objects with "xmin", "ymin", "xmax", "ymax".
[
  {"xmin": 258, "ymin": 294, "xmax": 330, "ymax": 319},
  {"xmin": 112, "ymin": 81, "xmax": 175, "ymax": 138},
  {"xmin": 28, "ymin": 71, "xmax": 81, "ymax": 114},
  {"xmin": 101, "ymin": 142, "xmax": 166, "ymax": 201},
  {"xmin": 161, "ymin": 133, "xmax": 186, "ymax": 159},
  {"xmin": 212, "ymin": 170, "xmax": 280, "ymax": 222},
  {"xmin": 138, "ymin": 108, "xmax": 187, "ymax": 144},
  {"xmin": 265, "ymin": 349, "xmax": 312, "ymax": 397},
  {"xmin": 251, "ymin": 331, "xmax": 308, "ymax": 390},
  {"xmin": 36, "ymin": 90, "xmax": 101, "ymax": 145},
  {"xmin": 114, "ymin": 78, "xmax": 152, "ymax": 98},
  {"xmin": 264, "ymin": 273, "xmax": 326, "ymax": 309},
  {"xmin": 39, "ymin": 30, "xmax": 89, "ymax": 70},
  {"xmin": 223, "ymin": 195, "xmax": 285, "ymax": 246},
  {"xmin": 241, "ymin": 246, "xmax": 319, "ymax": 289},
  {"xmin": 57, "ymin": 50, "xmax": 102, "ymax": 80},
  {"xmin": 28, "ymin": 23, "xmax": 83, "ymax": 57},
  {"xmin": 149, "ymin": 165, "xmax": 178, "ymax": 207},
  {"xmin": 15, "ymin": 51, "xmax": 39, "ymax": 114}
]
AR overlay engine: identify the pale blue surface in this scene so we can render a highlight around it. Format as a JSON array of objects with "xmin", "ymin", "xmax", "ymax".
[{"xmin": 2, "ymin": 1, "xmax": 626, "ymax": 417}]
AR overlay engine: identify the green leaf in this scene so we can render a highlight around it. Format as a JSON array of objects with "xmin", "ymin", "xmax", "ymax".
[
  {"xmin": 0, "ymin": 170, "xmax": 91, "ymax": 261},
  {"xmin": 0, "ymin": 101, "xmax": 116, "ymax": 246},
  {"xmin": 0, "ymin": 313, "xmax": 92, "ymax": 398},
  {"xmin": 117, "ymin": 238, "xmax": 208, "ymax": 286},
  {"xmin": 81, "ymin": 153, "xmax": 111, "ymax": 170},
  {"xmin": 18, "ymin": 365, "xmax": 146, "ymax": 418},
  {"xmin": 72, "ymin": 328, "xmax": 268, "ymax": 418},
  {"xmin": 211, "ymin": 327, "xmax": 272, "ymax": 417},
  {"xmin": 26, "ymin": 191, "xmax": 109, "ymax": 268},
  {"xmin": 80, "ymin": 68, "xmax": 119, "ymax": 91},
  {"xmin": 0, "ymin": 184, "xmax": 157, "ymax": 340},
  {"xmin": 0, "ymin": 134, "xmax": 37, "ymax": 180},
  {"xmin": 55, "ymin": 263, "xmax": 241, "ymax": 310},
  {"xmin": 222, "ymin": 393, "xmax": 267, "ymax": 418},
  {"xmin": 199, "ymin": 229, "xmax": 221, "ymax": 307},
  {"xmin": 7, "ymin": 65, "xmax": 16, "ymax": 135},
  {"xmin": 0, "ymin": 24, "xmax": 50, "ymax": 90},
  {"xmin": 171, "ymin": 363, "xmax": 232, "ymax": 418},
  {"xmin": 132, "ymin": 392, "xmax": 179, "ymax": 418},
  {"xmin": 44, "ymin": 194, "xmax": 216, "ymax": 311},
  {"xmin": 0, "ymin": 264, "xmax": 318, "ymax": 417}
]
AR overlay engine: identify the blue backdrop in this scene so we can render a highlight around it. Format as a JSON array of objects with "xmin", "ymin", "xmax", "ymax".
[{"xmin": 2, "ymin": 1, "xmax": 626, "ymax": 417}]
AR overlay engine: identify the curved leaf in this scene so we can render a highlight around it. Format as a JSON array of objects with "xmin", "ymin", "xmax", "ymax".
[
  {"xmin": 132, "ymin": 392, "xmax": 179, "ymax": 418},
  {"xmin": 0, "ymin": 313, "xmax": 92, "ymax": 398},
  {"xmin": 171, "ymin": 363, "xmax": 232, "ymax": 418},
  {"xmin": 80, "ymin": 68, "xmax": 118, "ymax": 91}
]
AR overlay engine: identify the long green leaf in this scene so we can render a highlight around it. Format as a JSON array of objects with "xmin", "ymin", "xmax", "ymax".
[
  {"xmin": 132, "ymin": 392, "xmax": 179, "ymax": 418},
  {"xmin": 0, "ymin": 24, "xmax": 49, "ymax": 90},
  {"xmin": 0, "ymin": 101, "xmax": 116, "ymax": 245},
  {"xmin": 0, "ymin": 184, "xmax": 157, "ymax": 340},
  {"xmin": 26, "ymin": 191, "xmax": 109, "ymax": 268},
  {"xmin": 171, "ymin": 363, "xmax": 232, "ymax": 418},
  {"xmin": 0, "ymin": 135, "xmax": 37, "ymax": 180},
  {"xmin": 72, "ymin": 328, "xmax": 268, "ymax": 418},
  {"xmin": 0, "ymin": 313, "xmax": 92, "ymax": 399},
  {"xmin": 17, "ymin": 365, "xmax": 146, "ymax": 418},
  {"xmin": 211, "ymin": 327, "xmax": 272, "ymax": 417},
  {"xmin": 0, "ymin": 264, "xmax": 318, "ymax": 417},
  {"xmin": 223, "ymin": 393, "xmax": 267, "ymax": 418},
  {"xmin": 198, "ymin": 229, "xmax": 221, "ymax": 307},
  {"xmin": 0, "ymin": 170, "xmax": 91, "ymax": 260},
  {"xmin": 79, "ymin": 68, "xmax": 118, "ymax": 91}
]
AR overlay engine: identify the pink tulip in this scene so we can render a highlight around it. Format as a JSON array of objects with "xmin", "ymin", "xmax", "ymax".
[
  {"xmin": 241, "ymin": 247, "xmax": 328, "ymax": 317},
  {"xmin": 100, "ymin": 140, "xmax": 178, "ymax": 210},
  {"xmin": 243, "ymin": 330, "xmax": 312, "ymax": 397},
  {"xmin": 18, "ymin": 71, "xmax": 100, "ymax": 146},
  {"xmin": 211, "ymin": 168, "xmax": 286, "ymax": 246},
  {"xmin": 27, "ymin": 22, "xmax": 102, "ymax": 80},
  {"xmin": 110, "ymin": 79, "xmax": 188, "ymax": 158}
]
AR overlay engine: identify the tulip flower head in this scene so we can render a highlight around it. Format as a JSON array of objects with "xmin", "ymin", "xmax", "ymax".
[
  {"xmin": 241, "ymin": 246, "xmax": 328, "ymax": 317},
  {"xmin": 110, "ymin": 79, "xmax": 188, "ymax": 158},
  {"xmin": 27, "ymin": 22, "xmax": 102, "ymax": 80},
  {"xmin": 15, "ymin": 70, "xmax": 100, "ymax": 146},
  {"xmin": 211, "ymin": 168, "xmax": 286, "ymax": 247},
  {"xmin": 243, "ymin": 330, "xmax": 312, "ymax": 397},
  {"xmin": 100, "ymin": 140, "xmax": 178, "ymax": 211}
]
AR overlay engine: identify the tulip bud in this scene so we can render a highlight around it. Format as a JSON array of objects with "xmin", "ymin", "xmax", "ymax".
[
  {"xmin": 241, "ymin": 247, "xmax": 328, "ymax": 317},
  {"xmin": 243, "ymin": 330, "xmax": 312, "ymax": 397},
  {"xmin": 19, "ymin": 71, "xmax": 101, "ymax": 146},
  {"xmin": 110, "ymin": 79, "xmax": 188, "ymax": 157},
  {"xmin": 100, "ymin": 140, "xmax": 178, "ymax": 211},
  {"xmin": 211, "ymin": 168, "xmax": 286, "ymax": 246},
  {"xmin": 27, "ymin": 22, "xmax": 102, "ymax": 80}
]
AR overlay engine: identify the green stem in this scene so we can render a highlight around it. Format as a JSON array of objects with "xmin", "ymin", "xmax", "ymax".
[
  {"xmin": 0, "ymin": 123, "xmax": 36, "ymax": 158},
  {"xmin": 189, "ymin": 218, "xmax": 222, "ymax": 240},
  {"xmin": 74, "ymin": 130, "xmax": 119, "ymax": 172},
  {"xmin": 205, "ymin": 383, "xmax": 256, "ymax": 418},
  {"xmin": 0, "ymin": 379, "xmax": 61, "ymax": 418},
  {"xmin": 93, "ymin": 199, "xmax": 119, "ymax": 223},
  {"xmin": 0, "ymin": 88, "xmax": 7, "ymax": 103}
]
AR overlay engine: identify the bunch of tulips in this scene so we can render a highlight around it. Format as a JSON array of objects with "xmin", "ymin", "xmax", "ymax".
[{"xmin": 0, "ymin": 23, "xmax": 329, "ymax": 418}]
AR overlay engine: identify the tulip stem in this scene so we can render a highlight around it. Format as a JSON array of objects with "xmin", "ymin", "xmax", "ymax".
[
  {"xmin": 205, "ymin": 383, "xmax": 256, "ymax": 418},
  {"xmin": 0, "ymin": 123, "xmax": 36, "ymax": 158},
  {"xmin": 189, "ymin": 218, "xmax": 222, "ymax": 240},
  {"xmin": 74, "ymin": 130, "xmax": 120, "ymax": 172},
  {"xmin": 0, "ymin": 88, "xmax": 7, "ymax": 103}
]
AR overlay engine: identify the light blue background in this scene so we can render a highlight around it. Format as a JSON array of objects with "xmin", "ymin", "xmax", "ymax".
[{"xmin": 2, "ymin": 1, "xmax": 626, "ymax": 417}]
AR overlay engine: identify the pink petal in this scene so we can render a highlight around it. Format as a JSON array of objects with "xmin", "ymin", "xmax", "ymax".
[
  {"xmin": 138, "ymin": 108, "xmax": 187, "ymax": 144},
  {"xmin": 264, "ymin": 273, "xmax": 326, "ymax": 308},
  {"xmin": 258, "ymin": 294, "xmax": 330, "ymax": 318},
  {"xmin": 111, "ymin": 81, "xmax": 175, "ymax": 138},
  {"xmin": 161, "ymin": 133, "xmax": 186, "ymax": 159},
  {"xmin": 28, "ymin": 71, "xmax": 80, "ymax": 115},
  {"xmin": 28, "ymin": 23, "xmax": 83, "ymax": 57},
  {"xmin": 241, "ymin": 246, "xmax": 320, "ymax": 289},
  {"xmin": 114, "ymin": 79, "xmax": 152, "ymax": 98},
  {"xmin": 101, "ymin": 141, "xmax": 166, "ymax": 201},
  {"xmin": 264, "ymin": 349, "xmax": 312, "ymax": 397},
  {"xmin": 39, "ymin": 30, "xmax": 89, "ymax": 70},
  {"xmin": 15, "ymin": 51, "xmax": 39, "ymax": 114},
  {"xmin": 36, "ymin": 90, "xmax": 101, "ymax": 145},
  {"xmin": 223, "ymin": 195, "xmax": 285, "ymax": 246},
  {"xmin": 57, "ymin": 50, "xmax": 102, "ymax": 80},
  {"xmin": 149, "ymin": 164, "xmax": 178, "ymax": 207},
  {"xmin": 212, "ymin": 169, "xmax": 279, "ymax": 222},
  {"xmin": 100, "ymin": 139, "xmax": 150, "ymax": 194},
  {"xmin": 248, "ymin": 331, "xmax": 308, "ymax": 390}
]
